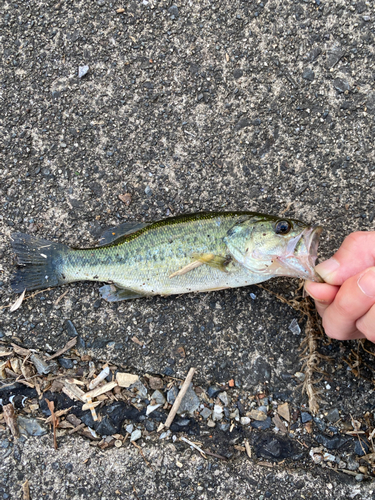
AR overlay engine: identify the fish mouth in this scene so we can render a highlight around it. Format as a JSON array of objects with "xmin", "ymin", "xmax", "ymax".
[{"xmin": 275, "ymin": 225, "xmax": 323, "ymax": 281}]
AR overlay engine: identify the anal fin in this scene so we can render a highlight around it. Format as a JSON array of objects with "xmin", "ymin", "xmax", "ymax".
[{"xmin": 99, "ymin": 284, "xmax": 148, "ymax": 302}]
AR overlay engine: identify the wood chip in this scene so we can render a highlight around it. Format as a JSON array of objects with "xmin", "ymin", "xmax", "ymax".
[
  {"xmin": 244, "ymin": 439, "xmax": 251, "ymax": 458},
  {"xmin": 22, "ymin": 479, "xmax": 30, "ymax": 500},
  {"xmin": 68, "ymin": 423, "xmax": 85, "ymax": 435},
  {"xmin": 46, "ymin": 337, "xmax": 77, "ymax": 360},
  {"xmin": 46, "ymin": 399, "xmax": 58, "ymax": 449},
  {"xmin": 83, "ymin": 380, "xmax": 118, "ymax": 400},
  {"xmin": 63, "ymin": 381, "xmax": 86, "ymax": 402},
  {"xmin": 88, "ymin": 366, "xmax": 110, "ymax": 390},
  {"xmin": 277, "ymin": 402, "xmax": 290, "ymax": 422},
  {"xmin": 82, "ymin": 401, "xmax": 101, "ymax": 411},
  {"xmin": 10, "ymin": 289, "xmax": 26, "ymax": 312},
  {"xmin": 0, "ymin": 351, "xmax": 13, "ymax": 357},
  {"xmin": 45, "ymin": 407, "xmax": 73, "ymax": 424},
  {"xmin": 116, "ymin": 7, "xmax": 125, "ymax": 13},
  {"xmin": 3, "ymin": 403, "xmax": 19, "ymax": 438},
  {"xmin": 131, "ymin": 336, "xmax": 143, "ymax": 346},
  {"xmin": 116, "ymin": 372, "xmax": 139, "ymax": 388},
  {"xmin": 11, "ymin": 343, "xmax": 30, "ymax": 357}
]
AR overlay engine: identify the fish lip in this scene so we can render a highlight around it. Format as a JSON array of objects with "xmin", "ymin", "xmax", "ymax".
[{"xmin": 300, "ymin": 225, "xmax": 324, "ymax": 281}]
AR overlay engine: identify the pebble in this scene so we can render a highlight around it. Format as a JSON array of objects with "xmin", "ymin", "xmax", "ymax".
[
  {"xmin": 65, "ymin": 320, "xmax": 78, "ymax": 337},
  {"xmin": 200, "ymin": 408, "xmax": 212, "ymax": 420},
  {"xmin": 294, "ymin": 372, "xmax": 305, "ymax": 382},
  {"xmin": 315, "ymin": 433, "xmax": 350, "ymax": 450},
  {"xmin": 301, "ymin": 412, "xmax": 312, "ymax": 423},
  {"xmin": 217, "ymin": 392, "xmax": 228, "ymax": 406},
  {"xmin": 146, "ymin": 404, "xmax": 161, "ymax": 416},
  {"xmin": 207, "ymin": 419, "xmax": 216, "ymax": 428},
  {"xmin": 159, "ymin": 430, "xmax": 171, "ymax": 440},
  {"xmin": 347, "ymin": 456, "xmax": 359, "ymax": 471},
  {"xmin": 313, "ymin": 417, "xmax": 326, "ymax": 431},
  {"xmin": 302, "ymin": 68, "xmax": 315, "ymax": 81},
  {"xmin": 167, "ymin": 386, "xmax": 179, "ymax": 404},
  {"xmin": 58, "ymin": 358, "xmax": 74, "ymax": 369},
  {"xmin": 207, "ymin": 386, "xmax": 222, "ymax": 399},
  {"xmin": 149, "ymin": 377, "xmax": 163, "ymax": 390},
  {"xmin": 288, "ymin": 318, "xmax": 301, "ymax": 335},
  {"xmin": 219, "ymin": 422, "xmax": 230, "ymax": 432},
  {"xmin": 248, "ymin": 409, "xmax": 267, "ymax": 421},
  {"xmin": 168, "ymin": 5, "xmax": 179, "ymax": 19},
  {"xmin": 176, "ymin": 385, "xmax": 200, "ymax": 415},
  {"xmin": 326, "ymin": 43, "xmax": 344, "ymax": 69},
  {"xmin": 251, "ymin": 417, "xmax": 272, "ymax": 430},
  {"xmin": 355, "ymin": 474, "xmax": 364, "ymax": 482},
  {"xmin": 354, "ymin": 439, "xmax": 369, "ymax": 457},
  {"xmin": 78, "ymin": 65, "xmax": 89, "ymax": 79},
  {"xmin": 145, "ymin": 185, "xmax": 152, "ymax": 196},
  {"xmin": 151, "ymin": 390, "xmax": 166, "ymax": 405},
  {"xmin": 129, "ymin": 380, "xmax": 148, "ymax": 400},
  {"xmin": 145, "ymin": 420, "xmax": 155, "ymax": 432},
  {"xmin": 125, "ymin": 424, "xmax": 134, "ymax": 434},
  {"xmin": 326, "ymin": 408, "xmax": 340, "ymax": 423},
  {"xmin": 240, "ymin": 417, "xmax": 250, "ymax": 426},
  {"xmin": 18, "ymin": 416, "xmax": 47, "ymax": 436},
  {"xmin": 212, "ymin": 405, "xmax": 223, "ymax": 421},
  {"xmin": 333, "ymin": 78, "xmax": 350, "ymax": 93},
  {"xmin": 130, "ymin": 429, "xmax": 142, "ymax": 442}
]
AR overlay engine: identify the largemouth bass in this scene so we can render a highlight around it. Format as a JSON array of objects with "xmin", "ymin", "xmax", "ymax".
[{"xmin": 11, "ymin": 212, "xmax": 322, "ymax": 302}]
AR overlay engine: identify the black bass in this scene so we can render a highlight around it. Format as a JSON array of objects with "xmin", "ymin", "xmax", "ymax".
[{"xmin": 10, "ymin": 212, "xmax": 323, "ymax": 302}]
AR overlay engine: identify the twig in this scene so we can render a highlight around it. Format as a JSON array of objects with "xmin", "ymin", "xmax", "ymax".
[
  {"xmin": 244, "ymin": 439, "xmax": 251, "ymax": 458},
  {"xmin": 54, "ymin": 289, "xmax": 69, "ymax": 306},
  {"xmin": 131, "ymin": 441, "xmax": 154, "ymax": 469},
  {"xmin": 164, "ymin": 368, "xmax": 196, "ymax": 429},
  {"xmin": 46, "ymin": 337, "xmax": 77, "ymax": 360},
  {"xmin": 3, "ymin": 403, "xmax": 19, "ymax": 438},
  {"xmin": 180, "ymin": 436, "xmax": 207, "ymax": 458},
  {"xmin": 46, "ymin": 399, "xmax": 58, "ymax": 449}
]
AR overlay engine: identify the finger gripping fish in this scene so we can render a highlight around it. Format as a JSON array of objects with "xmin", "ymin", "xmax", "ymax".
[{"xmin": 10, "ymin": 212, "xmax": 323, "ymax": 302}]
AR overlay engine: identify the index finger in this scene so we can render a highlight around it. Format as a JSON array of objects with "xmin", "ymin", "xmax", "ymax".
[{"xmin": 315, "ymin": 232, "xmax": 375, "ymax": 286}]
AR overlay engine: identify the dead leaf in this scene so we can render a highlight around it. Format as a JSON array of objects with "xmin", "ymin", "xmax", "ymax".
[
  {"xmin": 272, "ymin": 414, "xmax": 288, "ymax": 434},
  {"xmin": 118, "ymin": 193, "xmax": 132, "ymax": 206},
  {"xmin": 3, "ymin": 403, "xmax": 19, "ymax": 438},
  {"xmin": 10, "ymin": 289, "xmax": 26, "ymax": 312},
  {"xmin": 22, "ymin": 479, "xmax": 30, "ymax": 500}
]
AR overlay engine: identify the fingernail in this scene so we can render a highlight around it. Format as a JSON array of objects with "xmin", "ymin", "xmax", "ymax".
[
  {"xmin": 315, "ymin": 258, "xmax": 340, "ymax": 282},
  {"xmin": 358, "ymin": 269, "xmax": 375, "ymax": 298}
]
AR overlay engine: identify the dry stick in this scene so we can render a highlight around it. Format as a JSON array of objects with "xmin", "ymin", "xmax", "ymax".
[
  {"xmin": 163, "ymin": 367, "xmax": 196, "ymax": 429},
  {"xmin": 46, "ymin": 399, "xmax": 58, "ymax": 449},
  {"xmin": 47, "ymin": 337, "xmax": 77, "ymax": 360},
  {"xmin": 180, "ymin": 436, "xmax": 206, "ymax": 458},
  {"xmin": 22, "ymin": 479, "xmax": 30, "ymax": 500}
]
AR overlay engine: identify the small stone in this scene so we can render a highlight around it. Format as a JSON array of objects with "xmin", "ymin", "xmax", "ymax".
[
  {"xmin": 200, "ymin": 408, "xmax": 212, "ymax": 420},
  {"xmin": 207, "ymin": 386, "xmax": 222, "ymax": 399},
  {"xmin": 207, "ymin": 419, "xmax": 216, "ymax": 428},
  {"xmin": 294, "ymin": 372, "xmax": 305, "ymax": 382},
  {"xmin": 78, "ymin": 65, "xmax": 89, "ymax": 78},
  {"xmin": 145, "ymin": 420, "xmax": 155, "ymax": 432},
  {"xmin": 258, "ymin": 405, "xmax": 267, "ymax": 414},
  {"xmin": 323, "ymin": 452, "xmax": 336, "ymax": 462},
  {"xmin": 129, "ymin": 380, "xmax": 148, "ymax": 400},
  {"xmin": 176, "ymin": 385, "xmax": 200, "ymax": 415},
  {"xmin": 315, "ymin": 433, "xmax": 351, "ymax": 450},
  {"xmin": 288, "ymin": 318, "xmax": 301, "ymax": 335},
  {"xmin": 145, "ymin": 185, "xmax": 152, "ymax": 196},
  {"xmin": 149, "ymin": 376, "xmax": 164, "ymax": 390},
  {"xmin": 248, "ymin": 409, "xmax": 267, "ymax": 421},
  {"xmin": 333, "ymin": 78, "xmax": 350, "ymax": 93},
  {"xmin": 130, "ymin": 429, "xmax": 142, "ymax": 442},
  {"xmin": 240, "ymin": 417, "xmax": 251, "ymax": 426},
  {"xmin": 18, "ymin": 416, "xmax": 47, "ymax": 437},
  {"xmin": 347, "ymin": 456, "xmax": 359, "ymax": 471},
  {"xmin": 355, "ymin": 474, "xmax": 364, "ymax": 482},
  {"xmin": 301, "ymin": 412, "xmax": 312, "ymax": 423},
  {"xmin": 65, "ymin": 319, "xmax": 78, "ymax": 337},
  {"xmin": 326, "ymin": 43, "xmax": 345, "ymax": 69},
  {"xmin": 146, "ymin": 404, "xmax": 161, "ymax": 416},
  {"xmin": 118, "ymin": 193, "xmax": 131, "ymax": 206},
  {"xmin": 150, "ymin": 390, "xmax": 166, "ymax": 405},
  {"xmin": 219, "ymin": 422, "xmax": 230, "ymax": 432},
  {"xmin": 58, "ymin": 358, "xmax": 74, "ymax": 369},
  {"xmin": 233, "ymin": 69, "xmax": 243, "ymax": 79},
  {"xmin": 302, "ymin": 68, "xmax": 315, "ymax": 81},
  {"xmin": 354, "ymin": 439, "xmax": 369, "ymax": 457},
  {"xmin": 125, "ymin": 424, "xmax": 134, "ymax": 434},
  {"xmin": 168, "ymin": 5, "xmax": 179, "ymax": 19},
  {"xmin": 326, "ymin": 408, "xmax": 340, "ymax": 423},
  {"xmin": 218, "ymin": 391, "xmax": 229, "ymax": 406},
  {"xmin": 313, "ymin": 417, "xmax": 326, "ymax": 431},
  {"xmin": 30, "ymin": 354, "xmax": 58, "ymax": 375},
  {"xmin": 167, "ymin": 386, "xmax": 179, "ymax": 404},
  {"xmin": 251, "ymin": 417, "xmax": 272, "ymax": 430},
  {"xmin": 160, "ymin": 430, "xmax": 171, "ymax": 439},
  {"xmin": 212, "ymin": 405, "xmax": 224, "ymax": 421}
]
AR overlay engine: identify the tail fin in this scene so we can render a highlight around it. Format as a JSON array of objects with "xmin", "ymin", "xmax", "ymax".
[{"xmin": 11, "ymin": 233, "xmax": 68, "ymax": 293}]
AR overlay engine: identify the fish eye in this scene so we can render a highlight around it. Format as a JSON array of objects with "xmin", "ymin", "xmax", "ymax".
[{"xmin": 275, "ymin": 220, "xmax": 291, "ymax": 235}]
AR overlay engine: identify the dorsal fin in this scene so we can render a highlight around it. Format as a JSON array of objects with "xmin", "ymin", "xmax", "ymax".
[{"xmin": 97, "ymin": 222, "xmax": 150, "ymax": 246}]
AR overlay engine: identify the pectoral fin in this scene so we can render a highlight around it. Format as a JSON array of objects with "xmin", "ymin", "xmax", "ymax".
[
  {"xmin": 169, "ymin": 253, "xmax": 230, "ymax": 279},
  {"xmin": 99, "ymin": 284, "xmax": 148, "ymax": 302}
]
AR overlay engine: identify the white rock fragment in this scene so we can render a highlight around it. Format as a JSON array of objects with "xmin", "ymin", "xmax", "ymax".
[
  {"xmin": 130, "ymin": 429, "xmax": 142, "ymax": 442},
  {"xmin": 78, "ymin": 65, "xmax": 89, "ymax": 78},
  {"xmin": 240, "ymin": 417, "xmax": 251, "ymax": 426},
  {"xmin": 125, "ymin": 424, "xmax": 134, "ymax": 434},
  {"xmin": 289, "ymin": 318, "xmax": 301, "ymax": 335},
  {"xmin": 146, "ymin": 404, "xmax": 161, "ymax": 416}
]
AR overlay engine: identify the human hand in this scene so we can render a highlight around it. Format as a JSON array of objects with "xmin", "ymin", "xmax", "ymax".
[{"xmin": 304, "ymin": 232, "xmax": 375, "ymax": 342}]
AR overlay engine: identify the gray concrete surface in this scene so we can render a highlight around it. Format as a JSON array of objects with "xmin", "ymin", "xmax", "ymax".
[{"xmin": 1, "ymin": 0, "xmax": 375, "ymax": 497}]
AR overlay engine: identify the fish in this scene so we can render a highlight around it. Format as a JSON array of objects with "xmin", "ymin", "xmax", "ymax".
[{"xmin": 10, "ymin": 211, "xmax": 323, "ymax": 302}]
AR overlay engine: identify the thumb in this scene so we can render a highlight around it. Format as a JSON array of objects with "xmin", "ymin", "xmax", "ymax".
[{"xmin": 316, "ymin": 232, "xmax": 375, "ymax": 286}]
